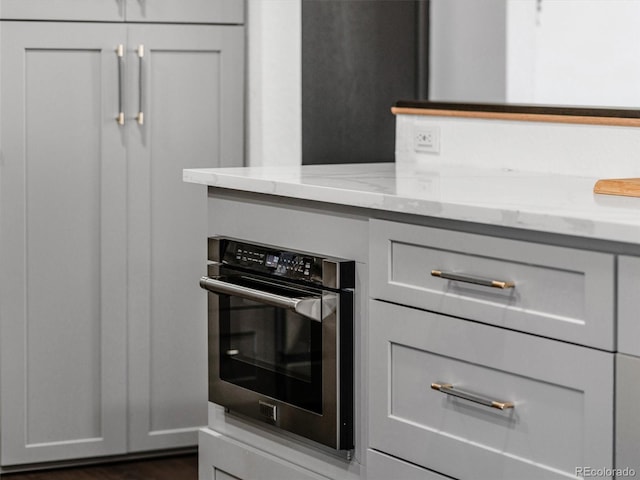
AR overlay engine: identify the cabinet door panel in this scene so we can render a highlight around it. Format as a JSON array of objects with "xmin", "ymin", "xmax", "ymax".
[
  {"xmin": 0, "ymin": 22, "xmax": 128, "ymax": 465},
  {"xmin": 0, "ymin": 0, "xmax": 124, "ymax": 21},
  {"xmin": 125, "ymin": 0, "xmax": 244, "ymax": 24},
  {"xmin": 127, "ymin": 24, "xmax": 244, "ymax": 451}
]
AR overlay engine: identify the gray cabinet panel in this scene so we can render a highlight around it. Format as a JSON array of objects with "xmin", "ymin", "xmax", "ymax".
[
  {"xmin": 214, "ymin": 469, "xmax": 242, "ymax": 480},
  {"xmin": 0, "ymin": 0, "xmax": 124, "ymax": 21},
  {"xmin": 615, "ymin": 354, "xmax": 640, "ymax": 472},
  {"xmin": 370, "ymin": 218, "xmax": 616, "ymax": 350},
  {"xmin": 126, "ymin": 24, "xmax": 244, "ymax": 452},
  {"xmin": 367, "ymin": 450, "xmax": 449, "ymax": 480},
  {"xmin": 125, "ymin": 0, "xmax": 244, "ymax": 24},
  {"xmin": 0, "ymin": 22, "xmax": 128, "ymax": 465},
  {"xmin": 618, "ymin": 256, "xmax": 640, "ymax": 356},
  {"xmin": 198, "ymin": 429, "xmax": 330, "ymax": 480},
  {"xmin": 0, "ymin": 0, "xmax": 244, "ymax": 23},
  {"xmin": 369, "ymin": 299, "xmax": 614, "ymax": 480}
]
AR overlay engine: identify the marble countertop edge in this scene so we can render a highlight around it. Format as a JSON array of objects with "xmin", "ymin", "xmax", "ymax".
[{"xmin": 183, "ymin": 164, "xmax": 640, "ymax": 244}]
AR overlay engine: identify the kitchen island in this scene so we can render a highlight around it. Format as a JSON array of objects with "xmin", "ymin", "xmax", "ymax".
[{"xmin": 185, "ymin": 161, "xmax": 640, "ymax": 480}]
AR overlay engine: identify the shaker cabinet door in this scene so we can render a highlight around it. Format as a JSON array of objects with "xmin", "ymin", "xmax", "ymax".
[
  {"xmin": 125, "ymin": 0, "xmax": 244, "ymax": 24},
  {"xmin": 126, "ymin": 24, "xmax": 244, "ymax": 452},
  {"xmin": 0, "ymin": 0, "xmax": 125, "ymax": 21},
  {"xmin": 0, "ymin": 22, "xmax": 128, "ymax": 465},
  {"xmin": 0, "ymin": 0, "xmax": 244, "ymax": 23}
]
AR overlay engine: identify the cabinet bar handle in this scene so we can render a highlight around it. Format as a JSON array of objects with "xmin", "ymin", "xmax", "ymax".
[
  {"xmin": 431, "ymin": 270, "xmax": 515, "ymax": 289},
  {"xmin": 136, "ymin": 45, "xmax": 145, "ymax": 125},
  {"xmin": 431, "ymin": 382, "xmax": 514, "ymax": 410},
  {"xmin": 116, "ymin": 44, "xmax": 125, "ymax": 125}
]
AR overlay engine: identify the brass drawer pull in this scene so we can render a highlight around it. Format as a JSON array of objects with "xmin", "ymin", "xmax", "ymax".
[
  {"xmin": 431, "ymin": 382, "xmax": 514, "ymax": 410},
  {"xmin": 431, "ymin": 270, "xmax": 515, "ymax": 289}
]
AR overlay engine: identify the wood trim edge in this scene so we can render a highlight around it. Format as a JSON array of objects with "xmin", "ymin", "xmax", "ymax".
[{"xmin": 391, "ymin": 106, "xmax": 640, "ymax": 127}]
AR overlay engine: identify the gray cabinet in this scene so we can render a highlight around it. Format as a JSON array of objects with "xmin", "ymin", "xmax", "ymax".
[
  {"xmin": 126, "ymin": 23, "xmax": 243, "ymax": 452},
  {"xmin": 0, "ymin": 0, "xmax": 244, "ymax": 23},
  {"xmin": 616, "ymin": 258, "xmax": 640, "ymax": 472},
  {"xmin": 0, "ymin": 21, "xmax": 129, "ymax": 466},
  {"xmin": 200, "ymin": 194, "xmax": 368, "ymax": 480},
  {"xmin": 367, "ymin": 218, "xmax": 619, "ymax": 480},
  {"xmin": 0, "ymin": 20, "xmax": 244, "ymax": 465}
]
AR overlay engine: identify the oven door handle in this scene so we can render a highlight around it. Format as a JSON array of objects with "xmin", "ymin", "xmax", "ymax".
[{"xmin": 199, "ymin": 276, "xmax": 335, "ymax": 322}]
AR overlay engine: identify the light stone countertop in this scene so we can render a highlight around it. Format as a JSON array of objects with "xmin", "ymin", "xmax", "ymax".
[{"xmin": 183, "ymin": 162, "xmax": 640, "ymax": 244}]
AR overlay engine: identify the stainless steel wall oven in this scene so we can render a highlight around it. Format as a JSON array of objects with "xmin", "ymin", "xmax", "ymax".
[{"xmin": 200, "ymin": 237, "xmax": 355, "ymax": 452}]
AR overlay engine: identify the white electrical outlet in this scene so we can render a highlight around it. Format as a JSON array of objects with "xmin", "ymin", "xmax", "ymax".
[{"xmin": 414, "ymin": 125, "xmax": 440, "ymax": 154}]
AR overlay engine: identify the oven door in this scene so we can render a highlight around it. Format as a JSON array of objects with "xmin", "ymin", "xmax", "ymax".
[{"xmin": 200, "ymin": 270, "xmax": 353, "ymax": 450}]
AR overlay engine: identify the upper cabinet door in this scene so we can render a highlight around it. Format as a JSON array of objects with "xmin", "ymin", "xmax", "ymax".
[
  {"xmin": 125, "ymin": 0, "xmax": 244, "ymax": 24},
  {"xmin": 0, "ymin": 0, "xmax": 244, "ymax": 23},
  {"xmin": 0, "ymin": 0, "xmax": 125, "ymax": 21}
]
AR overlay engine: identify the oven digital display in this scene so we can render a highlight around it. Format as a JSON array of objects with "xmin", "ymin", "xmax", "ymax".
[{"xmin": 265, "ymin": 254, "xmax": 279, "ymax": 268}]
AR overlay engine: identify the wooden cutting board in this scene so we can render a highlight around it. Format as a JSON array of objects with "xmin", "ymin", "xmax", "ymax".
[{"xmin": 594, "ymin": 178, "xmax": 640, "ymax": 197}]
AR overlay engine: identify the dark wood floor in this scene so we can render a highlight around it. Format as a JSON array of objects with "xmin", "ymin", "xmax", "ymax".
[{"xmin": 2, "ymin": 454, "xmax": 198, "ymax": 480}]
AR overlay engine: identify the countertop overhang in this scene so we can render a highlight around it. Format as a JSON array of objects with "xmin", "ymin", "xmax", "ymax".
[{"xmin": 183, "ymin": 162, "xmax": 640, "ymax": 244}]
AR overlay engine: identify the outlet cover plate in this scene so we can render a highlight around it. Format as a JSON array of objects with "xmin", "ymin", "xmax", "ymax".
[{"xmin": 414, "ymin": 124, "xmax": 440, "ymax": 154}]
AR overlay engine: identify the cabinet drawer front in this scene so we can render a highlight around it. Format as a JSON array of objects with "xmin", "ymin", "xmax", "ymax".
[
  {"xmin": 369, "ymin": 300, "xmax": 614, "ymax": 480},
  {"xmin": 367, "ymin": 450, "xmax": 449, "ymax": 480},
  {"xmin": 370, "ymin": 219, "xmax": 615, "ymax": 350},
  {"xmin": 199, "ymin": 429, "xmax": 330, "ymax": 480}
]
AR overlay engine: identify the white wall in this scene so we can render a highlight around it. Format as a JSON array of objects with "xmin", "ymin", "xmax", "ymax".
[
  {"xmin": 507, "ymin": 0, "xmax": 640, "ymax": 107},
  {"xmin": 432, "ymin": 0, "xmax": 640, "ymax": 108},
  {"xmin": 430, "ymin": 0, "xmax": 507, "ymax": 103},
  {"xmin": 246, "ymin": 0, "xmax": 302, "ymax": 167}
]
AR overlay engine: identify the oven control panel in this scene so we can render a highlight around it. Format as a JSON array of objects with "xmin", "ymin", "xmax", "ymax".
[
  {"xmin": 211, "ymin": 238, "xmax": 354, "ymax": 289},
  {"xmin": 222, "ymin": 240, "xmax": 321, "ymax": 282}
]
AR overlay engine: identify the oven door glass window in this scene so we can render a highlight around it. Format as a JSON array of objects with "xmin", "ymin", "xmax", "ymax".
[{"xmin": 217, "ymin": 274, "xmax": 324, "ymax": 414}]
